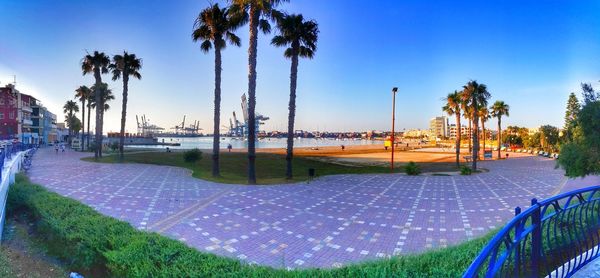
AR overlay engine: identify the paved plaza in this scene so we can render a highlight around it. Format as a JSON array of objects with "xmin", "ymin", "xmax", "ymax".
[{"xmin": 26, "ymin": 148, "xmax": 600, "ymax": 269}]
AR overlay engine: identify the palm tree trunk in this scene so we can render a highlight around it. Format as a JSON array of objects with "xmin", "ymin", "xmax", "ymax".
[
  {"xmin": 87, "ymin": 103, "xmax": 91, "ymax": 150},
  {"xmin": 286, "ymin": 49, "xmax": 299, "ymax": 179},
  {"xmin": 481, "ymin": 119, "xmax": 485, "ymax": 159},
  {"xmin": 246, "ymin": 7, "xmax": 260, "ymax": 185},
  {"xmin": 497, "ymin": 118, "xmax": 502, "ymax": 159},
  {"xmin": 81, "ymin": 100, "xmax": 85, "ymax": 151},
  {"xmin": 455, "ymin": 114, "xmax": 461, "ymax": 167},
  {"xmin": 468, "ymin": 119, "xmax": 472, "ymax": 154},
  {"xmin": 472, "ymin": 112, "xmax": 479, "ymax": 170},
  {"xmin": 119, "ymin": 74, "xmax": 129, "ymax": 160},
  {"xmin": 212, "ymin": 47, "xmax": 222, "ymax": 177},
  {"xmin": 93, "ymin": 70, "xmax": 102, "ymax": 158},
  {"xmin": 99, "ymin": 103, "xmax": 105, "ymax": 158}
]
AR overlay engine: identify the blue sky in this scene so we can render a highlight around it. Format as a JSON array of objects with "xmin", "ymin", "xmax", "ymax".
[{"xmin": 1, "ymin": 0, "xmax": 599, "ymax": 133}]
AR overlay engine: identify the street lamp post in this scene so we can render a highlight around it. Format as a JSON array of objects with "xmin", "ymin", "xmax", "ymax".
[{"xmin": 391, "ymin": 87, "xmax": 398, "ymax": 171}]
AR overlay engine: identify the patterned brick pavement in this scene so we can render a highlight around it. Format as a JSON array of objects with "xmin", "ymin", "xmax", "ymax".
[{"xmin": 26, "ymin": 148, "xmax": 599, "ymax": 269}]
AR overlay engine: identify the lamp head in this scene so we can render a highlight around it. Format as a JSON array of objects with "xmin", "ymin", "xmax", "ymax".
[{"xmin": 392, "ymin": 87, "xmax": 398, "ymax": 93}]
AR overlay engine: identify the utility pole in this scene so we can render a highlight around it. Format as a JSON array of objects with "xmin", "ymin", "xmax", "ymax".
[{"xmin": 391, "ymin": 87, "xmax": 398, "ymax": 172}]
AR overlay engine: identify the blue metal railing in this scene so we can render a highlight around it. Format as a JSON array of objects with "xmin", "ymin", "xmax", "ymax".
[{"xmin": 464, "ymin": 186, "xmax": 600, "ymax": 277}]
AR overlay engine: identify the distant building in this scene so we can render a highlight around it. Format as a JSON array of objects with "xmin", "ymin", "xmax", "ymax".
[
  {"xmin": 0, "ymin": 84, "xmax": 58, "ymax": 144},
  {"xmin": 32, "ymin": 100, "xmax": 58, "ymax": 144},
  {"xmin": 448, "ymin": 124, "xmax": 473, "ymax": 139},
  {"xmin": 429, "ymin": 116, "xmax": 449, "ymax": 138},
  {"xmin": 56, "ymin": 123, "xmax": 69, "ymax": 142},
  {"xmin": 404, "ymin": 129, "xmax": 430, "ymax": 138}
]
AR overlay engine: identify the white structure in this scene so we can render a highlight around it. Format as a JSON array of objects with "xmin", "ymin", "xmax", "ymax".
[{"xmin": 429, "ymin": 116, "xmax": 449, "ymax": 138}]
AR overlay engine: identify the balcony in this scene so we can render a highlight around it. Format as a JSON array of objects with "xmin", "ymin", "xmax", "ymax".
[
  {"xmin": 21, "ymin": 106, "xmax": 33, "ymax": 113},
  {"xmin": 22, "ymin": 119, "xmax": 33, "ymax": 126}
]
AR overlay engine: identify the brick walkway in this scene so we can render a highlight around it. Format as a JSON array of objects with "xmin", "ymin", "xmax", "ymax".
[{"xmin": 26, "ymin": 148, "xmax": 598, "ymax": 269}]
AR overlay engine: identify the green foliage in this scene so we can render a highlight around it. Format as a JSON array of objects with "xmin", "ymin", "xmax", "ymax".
[
  {"xmin": 183, "ymin": 148, "xmax": 202, "ymax": 163},
  {"xmin": 404, "ymin": 161, "xmax": 421, "ymax": 175},
  {"xmin": 539, "ymin": 125, "xmax": 560, "ymax": 152},
  {"xmin": 7, "ymin": 174, "xmax": 497, "ymax": 277},
  {"xmin": 460, "ymin": 166, "xmax": 472, "ymax": 175},
  {"xmin": 109, "ymin": 141, "xmax": 119, "ymax": 151},
  {"xmin": 559, "ymin": 101, "xmax": 600, "ymax": 177},
  {"xmin": 563, "ymin": 92, "xmax": 581, "ymax": 142}
]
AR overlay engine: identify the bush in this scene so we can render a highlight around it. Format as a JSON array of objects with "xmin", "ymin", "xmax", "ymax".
[
  {"xmin": 460, "ymin": 166, "xmax": 472, "ymax": 175},
  {"xmin": 183, "ymin": 148, "xmax": 202, "ymax": 163},
  {"xmin": 404, "ymin": 161, "xmax": 421, "ymax": 175},
  {"xmin": 109, "ymin": 142, "xmax": 119, "ymax": 152}
]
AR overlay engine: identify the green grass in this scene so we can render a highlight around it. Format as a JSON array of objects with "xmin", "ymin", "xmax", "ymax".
[
  {"xmin": 83, "ymin": 151, "xmax": 401, "ymax": 185},
  {"xmin": 8, "ymin": 174, "xmax": 494, "ymax": 277},
  {"xmin": 83, "ymin": 151, "xmax": 463, "ymax": 185},
  {"xmin": 0, "ymin": 250, "xmax": 16, "ymax": 278}
]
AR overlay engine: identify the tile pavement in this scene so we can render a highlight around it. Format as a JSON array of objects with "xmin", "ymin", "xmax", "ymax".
[{"xmin": 25, "ymin": 148, "xmax": 600, "ymax": 269}]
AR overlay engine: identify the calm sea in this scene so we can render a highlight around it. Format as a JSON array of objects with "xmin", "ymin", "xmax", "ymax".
[{"xmin": 129, "ymin": 137, "xmax": 380, "ymax": 150}]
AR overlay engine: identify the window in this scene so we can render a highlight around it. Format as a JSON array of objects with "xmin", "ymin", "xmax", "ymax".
[
  {"xmin": 0, "ymin": 98, "xmax": 4, "ymax": 105},
  {"xmin": 0, "ymin": 112, "xmax": 3, "ymax": 119},
  {"xmin": 9, "ymin": 112, "xmax": 14, "ymax": 119}
]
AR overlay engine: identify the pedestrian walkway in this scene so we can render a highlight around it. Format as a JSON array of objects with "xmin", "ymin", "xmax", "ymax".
[{"xmin": 26, "ymin": 148, "xmax": 598, "ymax": 269}]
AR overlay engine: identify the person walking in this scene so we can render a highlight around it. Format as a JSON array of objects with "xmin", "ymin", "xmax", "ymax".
[{"xmin": 55, "ymin": 144, "xmax": 59, "ymax": 154}]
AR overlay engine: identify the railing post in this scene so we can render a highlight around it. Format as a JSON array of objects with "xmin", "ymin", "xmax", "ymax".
[
  {"xmin": 531, "ymin": 198, "xmax": 542, "ymax": 277},
  {"xmin": 514, "ymin": 206, "xmax": 522, "ymax": 275}
]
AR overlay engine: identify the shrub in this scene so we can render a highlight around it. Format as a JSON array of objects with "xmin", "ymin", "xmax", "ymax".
[
  {"xmin": 110, "ymin": 141, "xmax": 119, "ymax": 152},
  {"xmin": 183, "ymin": 148, "xmax": 202, "ymax": 163},
  {"xmin": 404, "ymin": 161, "xmax": 421, "ymax": 175},
  {"xmin": 460, "ymin": 165, "xmax": 473, "ymax": 175}
]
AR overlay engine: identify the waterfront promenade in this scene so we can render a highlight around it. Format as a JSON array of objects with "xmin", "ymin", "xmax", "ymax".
[{"xmin": 26, "ymin": 148, "xmax": 599, "ymax": 268}]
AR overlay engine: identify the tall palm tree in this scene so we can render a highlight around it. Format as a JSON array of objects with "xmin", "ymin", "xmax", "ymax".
[
  {"xmin": 63, "ymin": 100, "xmax": 79, "ymax": 144},
  {"xmin": 443, "ymin": 90, "xmax": 462, "ymax": 167},
  {"xmin": 230, "ymin": 0, "xmax": 286, "ymax": 184},
  {"xmin": 110, "ymin": 52, "xmax": 142, "ymax": 159},
  {"xmin": 90, "ymin": 83, "xmax": 114, "ymax": 152},
  {"xmin": 74, "ymin": 86, "xmax": 91, "ymax": 151},
  {"xmin": 271, "ymin": 14, "xmax": 318, "ymax": 179},
  {"xmin": 491, "ymin": 101, "xmax": 510, "ymax": 159},
  {"xmin": 82, "ymin": 51, "xmax": 110, "ymax": 158},
  {"xmin": 478, "ymin": 106, "xmax": 490, "ymax": 157},
  {"xmin": 462, "ymin": 80, "xmax": 490, "ymax": 170},
  {"xmin": 193, "ymin": 3, "xmax": 242, "ymax": 177}
]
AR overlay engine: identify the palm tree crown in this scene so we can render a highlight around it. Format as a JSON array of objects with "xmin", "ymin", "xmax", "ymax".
[
  {"xmin": 109, "ymin": 52, "xmax": 142, "ymax": 81},
  {"xmin": 90, "ymin": 83, "xmax": 115, "ymax": 111},
  {"xmin": 193, "ymin": 4, "xmax": 242, "ymax": 52},
  {"xmin": 491, "ymin": 100, "xmax": 510, "ymax": 119},
  {"xmin": 443, "ymin": 90, "xmax": 462, "ymax": 117},
  {"xmin": 63, "ymin": 100, "xmax": 79, "ymax": 115},
  {"xmin": 271, "ymin": 14, "xmax": 319, "ymax": 59},
  {"xmin": 75, "ymin": 86, "xmax": 92, "ymax": 102},
  {"xmin": 81, "ymin": 51, "xmax": 110, "ymax": 76}
]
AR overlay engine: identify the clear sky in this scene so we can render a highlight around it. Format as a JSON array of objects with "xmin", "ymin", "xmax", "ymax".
[{"xmin": 1, "ymin": 0, "xmax": 599, "ymax": 133}]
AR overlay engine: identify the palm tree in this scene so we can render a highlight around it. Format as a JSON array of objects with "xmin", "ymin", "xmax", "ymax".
[
  {"xmin": 63, "ymin": 100, "xmax": 79, "ymax": 144},
  {"xmin": 90, "ymin": 83, "xmax": 115, "ymax": 152},
  {"xmin": 462, "ymin": 80, "xmax": 490, "ymax": 170},
  {"xmin": 82, "ymin": 51, "xmax": 110, "ymax": 158},
  {"xmin": 193, "ymin": 3, "xmax": 242, "ymax": 177},
  {"xmin": 442, "ymin": 90, "xmax": 462, "ymax": 167},
  {"xmin": 271, "ymin": 14, "xmax": 318, "ymax": 179},
  {"xmin": 478, "ymin": 106, "xmax": 490, "ymax": 157},
  {"xmin": 110, "ymin": 52, "xmax": 142, "ymax": 159},
  {"xmin": 230, "ymin": 0, "xmax": 286, "ymax": 184},
  {"xmin": 74, "ymin": 86, "xmax": 91, "ymax": 151},
  {"xmin": 491, "ymin": 101, "xmax": 510, "ymax": 159}
]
